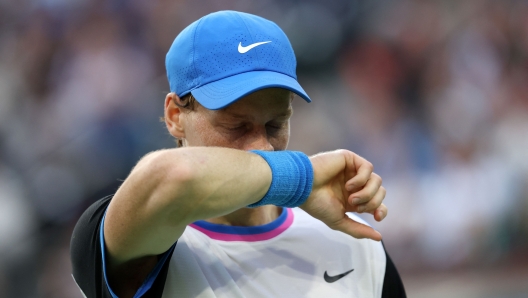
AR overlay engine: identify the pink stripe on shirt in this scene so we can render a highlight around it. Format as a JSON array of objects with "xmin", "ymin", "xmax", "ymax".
[{"xmin": 189, "ymin": 208, "xmax": 294, "ymax": 242}]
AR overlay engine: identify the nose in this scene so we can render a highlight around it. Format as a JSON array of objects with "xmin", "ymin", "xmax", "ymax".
[{"xmin": 243, "ymin": 126, "xmax": 274, "ymax": 151}]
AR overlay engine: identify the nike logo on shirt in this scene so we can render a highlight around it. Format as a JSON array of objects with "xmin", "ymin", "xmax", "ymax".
[
  {"xmin": 238, "ymin": 41, "xmax": 271, "ymax": 53},
  {"xmin": 324, "ymin": 269, "xmax": 355, "ymax": 283}
]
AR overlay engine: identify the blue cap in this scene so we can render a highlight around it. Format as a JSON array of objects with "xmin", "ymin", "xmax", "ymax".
[{"xmin": 165, "ymin": 10, "xmax": 311, "ymax": 110}]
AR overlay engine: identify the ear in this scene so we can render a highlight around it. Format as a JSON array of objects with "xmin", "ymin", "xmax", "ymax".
[{"xmin": 164, "ymin": 93, "xmax": 186, "ymax": 139}]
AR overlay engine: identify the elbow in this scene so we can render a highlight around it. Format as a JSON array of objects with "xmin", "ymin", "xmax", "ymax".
[
  {"xmin": 142, "ymin": 149, "xmax": 196, "ymax": 189},
  {"xmin": 125, "ymin": 149, "xmax": 198, "ymax": 224},
  {"xmin": 164, "ymin": 156, "xmax": 195, "ymax": 188}
]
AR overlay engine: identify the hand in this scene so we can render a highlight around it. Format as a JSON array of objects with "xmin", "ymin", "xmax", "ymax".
[{"xmin": 300, "ymin": 150, "xmax": 387, "ymax": 241}]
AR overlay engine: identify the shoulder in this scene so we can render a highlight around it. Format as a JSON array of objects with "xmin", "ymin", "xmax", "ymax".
[
  {"xmin": 71, "ymin": 195, "xmax": 113, "ymax": 262},
  {"xmin": 70, "ymin": 196, "xmax": 113, "ymax": 298},
  {"xmin": 71, "ymin": 196, "xmax": 113, "ymax": 244},
  {"xmin": 71, "ymin": 196, "xmax": 113, "ymax": 257},
  {"xmin": 71, "ymin": 195, "xmax": 177, "ymax": 298}
]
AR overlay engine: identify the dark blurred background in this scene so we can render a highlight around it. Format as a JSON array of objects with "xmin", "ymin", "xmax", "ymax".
[{"xmin": 1, "ymin": 0, "xmax": 527, "ymax": 297}]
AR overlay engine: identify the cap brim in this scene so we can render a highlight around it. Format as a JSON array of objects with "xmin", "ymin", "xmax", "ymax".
[{"xmin": 190, "ymin": 71, "xmax": 311, "ymax": 110}]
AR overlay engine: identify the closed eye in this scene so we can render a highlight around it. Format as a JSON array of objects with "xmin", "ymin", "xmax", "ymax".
[
  {"xmin": 266, "ymin": 124, "xmax": 282, "ymax": 130},
  {"xmin": 266, "ymin": 122, "xmax": 287, "ymax": 134},
  {"xmin": 220, "ymin": 122, "xmax": 249, "ymax": 132}
]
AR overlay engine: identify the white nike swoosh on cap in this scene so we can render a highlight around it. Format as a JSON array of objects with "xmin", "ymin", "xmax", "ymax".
[{"xmin": 238, "ymin": 41, "xmax": 272, "ymax": 53}]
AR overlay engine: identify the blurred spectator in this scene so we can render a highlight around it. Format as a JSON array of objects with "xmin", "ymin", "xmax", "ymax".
[{"xmin": 1, "ymin": 0, "xmax": 528, "ymax": 296}]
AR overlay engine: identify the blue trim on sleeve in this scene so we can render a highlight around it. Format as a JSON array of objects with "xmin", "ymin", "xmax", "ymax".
[
  {"xmin": 192, "ymin": 207, "xmax": 287, "ymax": 235},
  {"xmin": 99, "ymin": 211, "xmax": 119, "ymax": 298},
  {"xmin": 99, "ymin": 210, "xmax": 176, "ymax": 298}
]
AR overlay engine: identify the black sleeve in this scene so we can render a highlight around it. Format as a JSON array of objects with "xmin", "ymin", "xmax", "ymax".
[
  {"xmin": 381, "ymin": 244, "xmax": 406, "ymax": 298},
  {"xmin": 70, "ymin": 196, "xmax": 175, "ymax": 298}
]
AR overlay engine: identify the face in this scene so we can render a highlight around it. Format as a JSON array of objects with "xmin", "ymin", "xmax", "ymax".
[{"xmin": 165, "ymin": 88, "xmax": 293, "ymax": 151}]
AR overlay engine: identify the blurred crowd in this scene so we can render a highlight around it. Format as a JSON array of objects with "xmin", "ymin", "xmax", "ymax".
[{"xmin": 0, "ymin": 0, "xmax": 527, "ymax": 297}]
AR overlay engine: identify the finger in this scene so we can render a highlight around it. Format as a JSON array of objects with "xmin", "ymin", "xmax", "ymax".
[
  {"xmin": 345, "ymin": 154, "xmax": 373, "ymax": 192},
  {"xmin": 354, "ymin": 185, "xmax": 386, "ymax": 212},
  {"xmin": 359, "ymin": 203, "xmax": 388, "ymax": 221},
  {"xmin": 348, "ymin": 173, "xmax": 382, "ymax": 205},
  {"xmin": 371, "ymin": 204, "xmax": 388, "ymax": 222},
  {"xmin": 330, "ymin": 217, "xmax": 382, "ymax": 241}
]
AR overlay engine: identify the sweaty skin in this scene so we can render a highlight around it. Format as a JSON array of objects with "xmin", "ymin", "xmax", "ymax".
[{"xmin": 103, "ymin": 88, "xmax": 387, "ymax": 297}]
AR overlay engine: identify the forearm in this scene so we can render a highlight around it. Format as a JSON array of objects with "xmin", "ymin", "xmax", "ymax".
[
  {"xmin": 104, "ymin": 147, "xmax": 271, "ymax": 260},
  {"xmin": 154, "ymin": 146, "xmax": 273, "ymax": 221}
]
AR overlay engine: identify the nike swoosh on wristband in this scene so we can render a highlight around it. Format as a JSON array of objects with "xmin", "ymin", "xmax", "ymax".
[
  {"xmin": 324, "ymin": 269, "xmax": 355, "ymax": 283},
  {"xmin": 238, "ymin": 41, "xmax": 272, "ymax": 53}
]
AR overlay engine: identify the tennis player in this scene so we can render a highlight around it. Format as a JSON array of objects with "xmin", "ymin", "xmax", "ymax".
[{"xmin": 71, "ymin": 10, "xmax": 406, "ymax": 298}]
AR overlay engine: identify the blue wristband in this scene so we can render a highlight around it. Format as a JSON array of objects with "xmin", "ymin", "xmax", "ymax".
[{"xmin": 248, "ymin": 150, "xmax": 313, "ymax": 208}]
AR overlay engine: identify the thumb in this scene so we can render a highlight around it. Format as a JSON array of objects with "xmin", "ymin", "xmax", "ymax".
[{"xmin": 331, "ymin": 217, "xmax": 382, "ymax": 241}]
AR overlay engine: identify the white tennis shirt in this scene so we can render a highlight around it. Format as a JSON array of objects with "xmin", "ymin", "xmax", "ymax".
[{"xmin": 161, "ymin": 208, "xmax": 386, "ymax": 297}]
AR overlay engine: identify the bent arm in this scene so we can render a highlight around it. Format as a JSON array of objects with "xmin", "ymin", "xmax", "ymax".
[
  {"xmin": 101, "ymin": 148, "xmax": 387, "ymax": 297},
  {"xmin": 104, "ymin": 147, "xmax": 271, "ymax": 264}
]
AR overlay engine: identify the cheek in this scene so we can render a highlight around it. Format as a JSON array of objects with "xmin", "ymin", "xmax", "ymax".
[{"xmin": 270, "ymin": 126, "xmax": 290, "ymax": 151}]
